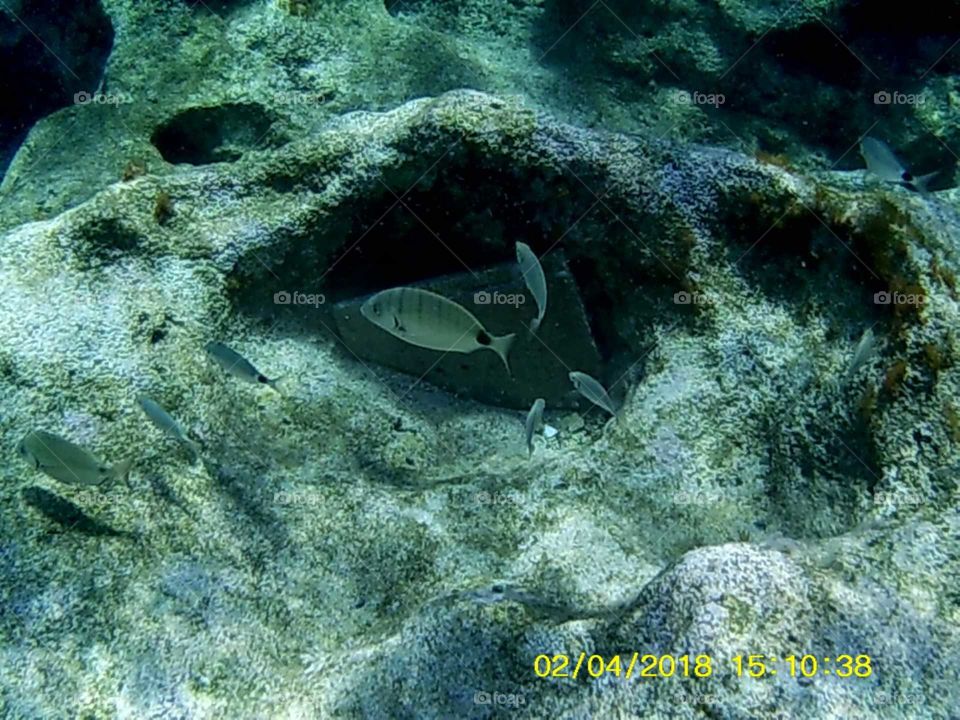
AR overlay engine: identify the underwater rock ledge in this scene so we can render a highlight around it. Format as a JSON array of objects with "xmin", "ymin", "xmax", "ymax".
[{"xmin": 0, "ymin": 90, "xmax": 958, "ymax": 718}]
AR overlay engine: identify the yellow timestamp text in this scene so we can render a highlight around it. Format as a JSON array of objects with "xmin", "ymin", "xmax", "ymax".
[
  {"xmin": 732, "ymin": 654, "xmax": 872, "ymax": 678},
  {"xmin": 533, "ymin": 653, "xmax": 873, "ymax": 680}
]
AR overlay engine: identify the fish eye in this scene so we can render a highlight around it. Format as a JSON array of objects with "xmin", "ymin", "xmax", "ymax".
[{"xmin": 476, "ymin": 331, "xmax": 491, "ymax": 346}]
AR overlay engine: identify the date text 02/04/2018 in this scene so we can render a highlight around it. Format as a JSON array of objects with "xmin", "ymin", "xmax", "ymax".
[{"xmin": 532, "ymin": 654, "xmax": 873, "ymax": 680}]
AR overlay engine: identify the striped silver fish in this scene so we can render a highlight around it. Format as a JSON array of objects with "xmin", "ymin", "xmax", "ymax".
[
  {"xmin": 516, "ymin": 242, "xmax": 547, "ymax": 333},
  {"xmin": 569, "ymin": 371, "xmax": 618, "ymax": 417},
  {"xmin": 860, "ymin": 137, "xmax": 937, "ymax": 192},
  {"xmin": 17, "ymin": 430, "xmax": 133, "ymax": 486},
  {"xmin": 137, "ymin": 396, "xmax": 200, "ymax": 462},
  {"xmin": 361, "ymin": 287, "xmax": 516, "ymax": 373},
  {"xmin": 845, "ymin": 327, "xmax": 877, "ymax": 381},
  {"xmin": 524, "ymin": 398, "xmax": 545, "ymax": 456},
  {"xmin": 205, "ymin": 341, "xmax": 281, "ymax": 389}
]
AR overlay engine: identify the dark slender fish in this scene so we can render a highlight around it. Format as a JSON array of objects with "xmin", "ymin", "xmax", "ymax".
[
  {"xmin": 205, "ymin": 341, "xmax": 281, "ymax": 389},
  {"xmin": 845, "ymin": 327, "xmax": 877, "ymax": 381},
  {"xmin": 525, "ymin": 398, "xmax": 545, "ymax": 456},
  {"xmin": 138, "ymin": 395, "xmax": 200, "ymax": 462},
  {"xmin": 516, "ymin": 242, "xmax": 547, "ymax": 333}
]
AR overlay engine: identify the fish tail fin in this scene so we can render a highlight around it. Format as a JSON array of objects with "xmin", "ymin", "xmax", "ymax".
[
  {"xmin": 491, "ymin": 333, "xmax": 516, "ymax": 375},
  {"xmin": 914, "ymin": 170, "xmax": 940, "ymax": 192},
  {"xmin": 610, "ymin": 393, "xmax": 624, "ymax": 423},
  {"xmin": 111, "ymin": 458, "xmax": 134, "ymax": 483},
  {"xmin": 184, "ymin": 439, "xmax": 201, "ymax": 464},
  {"xmin": 265, "ymin": 376, "xmax": 286, "ymax": 395},
  {"xmin": 602, "ymin": 415, "xmax": 618, "ymax": 435}
]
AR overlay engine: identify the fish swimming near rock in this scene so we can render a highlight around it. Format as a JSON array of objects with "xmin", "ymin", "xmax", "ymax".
[
  {"xmin": 516, "ymin": 242, "xmax": 547, "ymax": 333},
  {"xmin": 860, "ymin": 137, "xmax": 938, "ymax": 192},
  {"xmin": 569, "ymin": 371, "xmax": 618, "ymax": 417},
  {"xmin": 525, "ymin": 398, "xmax": 545, "ymax": 456},
  {"xmin": 361, "ymin": 287, "xmax": 516, "ymax": 373},
  {"xmin": 17, "ymin": 430, "xmax": 133, "ymax": 486},
  {"xmin": 138, "ymin": 396, "xmax": 200, "ymax": 462},
  {"xmin": 463, "ymin": 582, "xmax": 583, "ymax": 623},
  {"xmin": 205, "ymin": 341, "xmax": 282, "ymax": 389},
  {"xmin": 845, "ymin": 327, "xmax": 877, "ymax": 381},
  {"xmin": 21, "ymin": 486, "xmax": 128, "ymax": 537}
]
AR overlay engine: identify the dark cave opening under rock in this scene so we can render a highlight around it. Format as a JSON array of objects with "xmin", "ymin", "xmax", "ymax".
[
  {"xmin": 726, "ymin": 206, "xmax": 888, "ymax": 314},
  {"xmin": 840, "ymin": 0, "xmax": 960, "ymax": 79},
  {"xmin": 225, "ymin": 144, "xmax": 689, "ymax": 407},
  {"xmin": 151, "ymin": 103, "xmax": 280, "ymax": 165},
  {"xmin": 234, "ymin": 144, "xmax": 623, "ymax": 322},
  {"xmin": 762, "ymin": 23, "xmax": 871, "ymax": 90}
]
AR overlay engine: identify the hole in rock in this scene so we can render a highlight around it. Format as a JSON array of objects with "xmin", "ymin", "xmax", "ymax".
[
  {"xmin": 226, "ymin": 146, "xmax": 642, "ymax": 408},
  {"xmin": 151, "ymin": 103, "xmax": 278, "ymax": 165}
]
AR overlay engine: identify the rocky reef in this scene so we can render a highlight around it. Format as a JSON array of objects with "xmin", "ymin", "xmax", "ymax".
[{"xmin": 1, "ymin": 1, "xmax": 959, "ymax": 718}]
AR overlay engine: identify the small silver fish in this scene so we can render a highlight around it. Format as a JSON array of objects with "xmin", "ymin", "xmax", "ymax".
[
  {"xmin": 463, "ymin": 582, "xmax": 580, "ymax": 622},
  {"xmin": 464, "ymin": 582, "xmax": 545, "ymax": 606},
  {"xmin": 525, "ymin": 398, "xmax": 545, "ymax": 456},
  {"xmin": 846, "ymin": 327, "xmax": 877, "ymax": 380},
  {"xmin": 569, "ymin": 371, "xmax": 618, "ymax": 417},
  {"xmin": 205, "ymin": 341, "xmax": 281, "ymax": 389},
  {"xmin": 137, "ymin": 396, "xmax": 200, "ymax": 462},
  {"xmin": 17, "ymin": 430, "xmax": 133, "ymax": 486},
  {"xmin": 516, "ymin": 242, "xmax": 547, "ymax": 333},
  {"xmin": 361, "ymin": 287, "xmax": 516, "ymax": 373},
  {"xmin": 860, "ymin": 137, "xmax": 937, "ymax": 192}
]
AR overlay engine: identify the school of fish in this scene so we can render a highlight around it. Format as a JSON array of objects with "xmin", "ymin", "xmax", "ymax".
[
  {"xmin": 25, "ymin": 132, "xmax": 936, "ymax": 511},
  {"xmin": 16, "ymin": 242, "xmax": 620, "ymax": 512}
]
